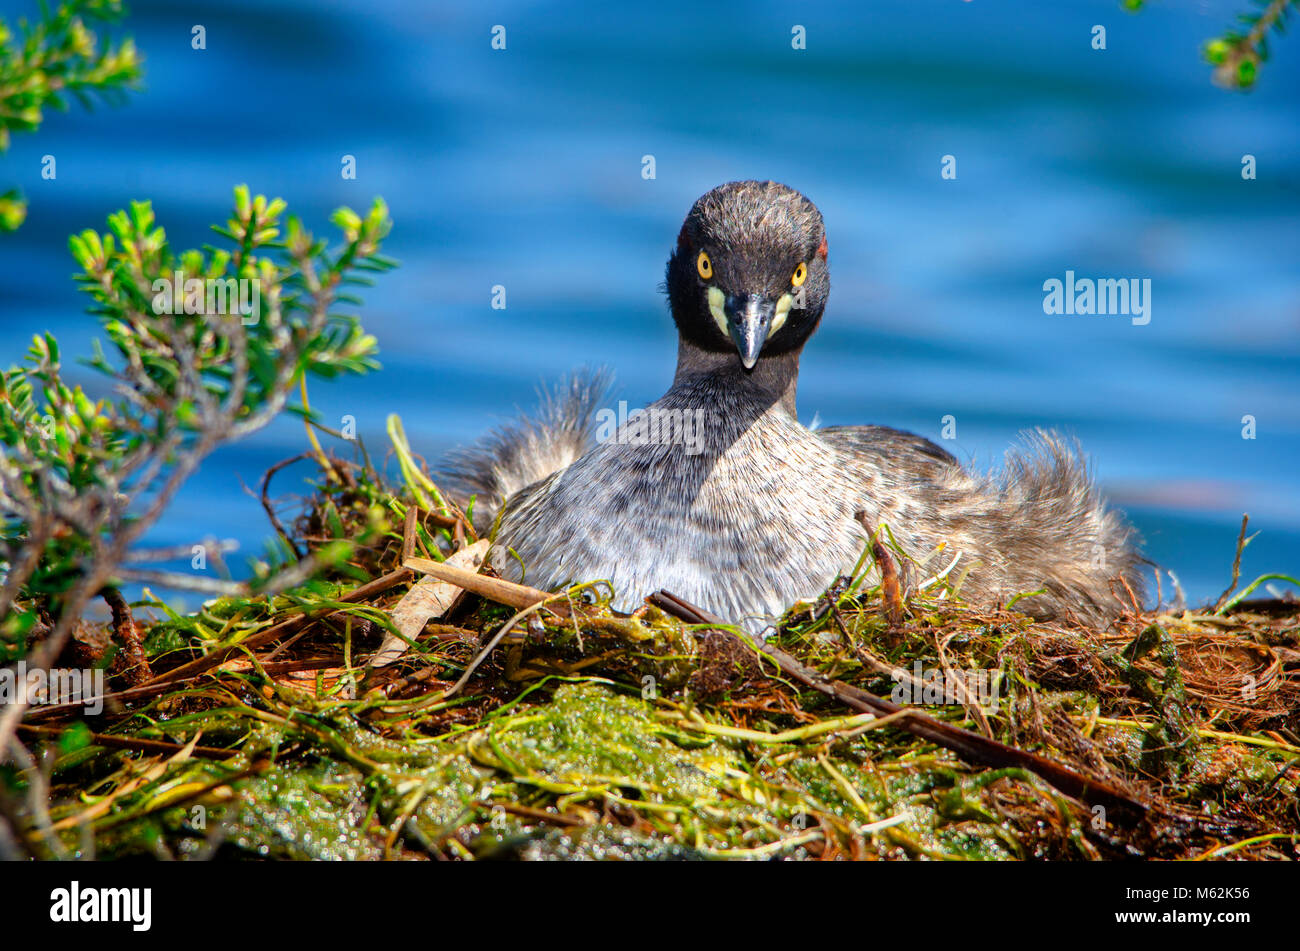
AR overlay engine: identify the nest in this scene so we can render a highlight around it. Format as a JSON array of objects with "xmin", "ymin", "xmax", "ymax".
[{"xmin": 10, "ymin": 455, "xmax": 1299, "ymax": 861}]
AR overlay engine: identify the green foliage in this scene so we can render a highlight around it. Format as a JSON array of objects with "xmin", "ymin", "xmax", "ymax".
[
  {"xmin": 1125, "ymin": 0, "xmax": 1296, "ymax": 89},
  {"xmin": 0, "ymin": 187, "xmax": 394, "ymax": 659},
  {"xmin": 67, "ymin": 185, "xmax": 387, "ymax": 432},
  {"xmin": 0, "ymin": 188, "xmax": 25, "ymax": 230},
  {"xmin": 0, "ymin": 0, "xmax": 143, "ymax": 231},
  {"xmin": 1202, "ymin": 0, "xmax": 1297, "ymax": 89},
  {"xmin": 0, "ymin": 333, "xmax": 126, "ymax": 620}
]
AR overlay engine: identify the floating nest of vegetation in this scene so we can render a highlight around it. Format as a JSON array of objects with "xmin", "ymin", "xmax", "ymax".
[{"xmin": 12, "ymin": 449, "xmax": 1300, "ymax": 861}]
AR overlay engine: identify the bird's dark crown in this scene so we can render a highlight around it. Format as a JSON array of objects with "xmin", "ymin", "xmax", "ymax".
[{"xmin": 666, "ymin": 180, "xmax": 830, "ymax": 369}]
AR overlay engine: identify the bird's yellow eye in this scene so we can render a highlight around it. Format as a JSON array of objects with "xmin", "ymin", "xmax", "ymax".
[
  {"xmin": 697, "ymin": 251, "xmax": 713, "ymax": 280},
  {"xmin": 792, "ymin": 262, "xmax": 808, "ymax": 287}
]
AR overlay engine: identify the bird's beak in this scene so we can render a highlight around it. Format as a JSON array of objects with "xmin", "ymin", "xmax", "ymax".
[{"xmin": 724, "ymin": 294, "xmax": 776, "ymax": 370}]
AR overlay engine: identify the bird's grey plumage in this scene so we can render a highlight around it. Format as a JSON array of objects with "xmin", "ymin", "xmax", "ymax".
[
  {"xmin": 439, "ymin": 369, "xmax": 612, "ymax": 534},
  {"xmin": 442, "ymin": 181, "xmax": 1144, "ymax": 632}
]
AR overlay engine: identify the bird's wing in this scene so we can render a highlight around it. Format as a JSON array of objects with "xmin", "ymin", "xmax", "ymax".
[{"xmin": 815, "ymin": 424, "xmax": 959, "ymax": 473}]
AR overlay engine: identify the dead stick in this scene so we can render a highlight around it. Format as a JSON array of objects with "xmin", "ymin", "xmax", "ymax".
[
  {"xmin": 102, "ymin": 586, "xmax": 153, "ymax": 686},
  {"xmin": 402, "ymin": 556, "xmax": 561, "ymax": 613},
  {"xmin": 17, "ymin": 724, "xmax": 234, "ymax": 761},
  {"xmin": 1213, "ymin": 514, "xmax": 1250, "ymax": 611},
  {"xmin": 404, "ymin": 503, "xmax": 478, "ymax": 554},
  {"xmin": 402, "ymin": 504, "xmax": 419, "ymax": 563},
  {"xmin": 260, "ymin": 451, "xmax": 315, "ymax": 559}
]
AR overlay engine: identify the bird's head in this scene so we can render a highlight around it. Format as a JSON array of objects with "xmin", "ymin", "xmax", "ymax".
[{"xmin": 666, "ymin": 180, "xmax": 829, "ymax": 370}]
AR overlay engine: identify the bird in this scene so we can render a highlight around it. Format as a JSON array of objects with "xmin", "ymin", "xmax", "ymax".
[{"xmin": 442, "ymin": 180, "xmax": 1144, "ymax": 633}]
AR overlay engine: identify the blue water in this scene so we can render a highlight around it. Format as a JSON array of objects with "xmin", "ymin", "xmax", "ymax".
[{"xmin": 2, "ymin": 0, "xmax": 1297, "ymax": 612}]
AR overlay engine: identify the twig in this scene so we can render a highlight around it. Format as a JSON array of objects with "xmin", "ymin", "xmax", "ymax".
[
  {"xmin": 259, "ymin": 451, "xmax": 315, "ymax": 558},
  {"xmin": 17, "ymin": 724, "xmax": 234, "ymax": 761},
  {"xmin": 403, "ymin": 556, "xmax": 558, "ymax": 613},
  {"xmin": 102, "ymin": 586, "xmax": 153, "ymax": 686},
  {"xmin": 110, "ymin": 570, "xmax": 249, "ymax": 596},
  {"xmin": 1213, "ymin": 514, "xmax": 1251, "ymax": 612}
]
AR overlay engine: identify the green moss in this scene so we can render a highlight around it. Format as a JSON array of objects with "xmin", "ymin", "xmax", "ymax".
[{"xmin": 207, "ymin": 761, "xmax": 384, "ymax": 860}]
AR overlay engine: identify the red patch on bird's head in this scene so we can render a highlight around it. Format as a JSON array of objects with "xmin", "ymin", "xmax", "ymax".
[
  {"xmin": 677, "ymin": 224, "xmax": 691, "ymax": 249},
  {"xmin": 816, "ymin": 235, "xmax": 828, "ymax": 259}
]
